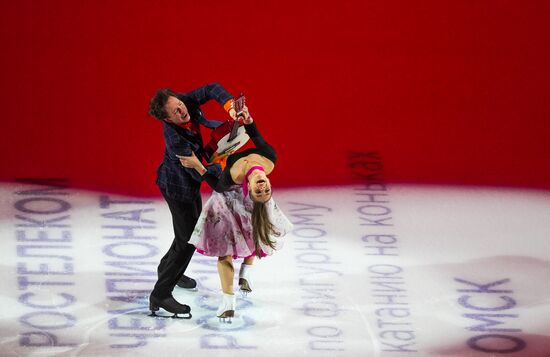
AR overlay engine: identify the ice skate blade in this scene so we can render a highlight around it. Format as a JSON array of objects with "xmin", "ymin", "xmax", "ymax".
[
  {"xmin": 217, "ymin": 310, "xmax": 234, "ymax": 323},
  {"xmin": 149, "ymin": 310, "xmax": 192, "ymax": 319}
]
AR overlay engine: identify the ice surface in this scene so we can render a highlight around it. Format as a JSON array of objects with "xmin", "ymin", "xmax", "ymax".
[{"xmin": 1, "ymin": 182, "xmax": 549, "ymax": 356}]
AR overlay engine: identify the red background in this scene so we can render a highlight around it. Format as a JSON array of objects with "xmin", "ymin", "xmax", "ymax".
[{"xmin": 1, "ymin": 0, "xmax": 549, "ymax": 196}]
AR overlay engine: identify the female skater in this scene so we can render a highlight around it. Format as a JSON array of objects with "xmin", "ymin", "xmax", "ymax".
[{"xmin": 179, "ymin": 104, "xmax": 293, "ymax": 321}]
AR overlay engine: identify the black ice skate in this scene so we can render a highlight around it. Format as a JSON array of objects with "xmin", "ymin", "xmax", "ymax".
[
  {"xmin": 176, "ymin": 274, "xmax": 197, "ymax": 289},
  {"xmin": 149, "ymin": 294, "xmax": 192, "ymax": 319}
]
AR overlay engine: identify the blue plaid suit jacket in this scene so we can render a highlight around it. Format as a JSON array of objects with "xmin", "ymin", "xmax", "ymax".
[{"xmin": 155, "ymin": 82, "xmax": 233, "ymax": 201}]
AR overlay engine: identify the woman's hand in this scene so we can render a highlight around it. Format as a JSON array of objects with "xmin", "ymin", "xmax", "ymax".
[{"xmin": 241, "ymin": 105, "xmax": 253, "ymax": 124}]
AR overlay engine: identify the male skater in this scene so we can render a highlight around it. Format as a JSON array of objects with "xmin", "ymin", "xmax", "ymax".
[{"xmin": 148, "ymin": 83, "xmax": 237, "ymax": 317}]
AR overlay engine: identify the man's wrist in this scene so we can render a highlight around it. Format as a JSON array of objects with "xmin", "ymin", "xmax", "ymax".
[{"xmin": 223, "ymin": 99, "xmax": 234, "ymax": 112}]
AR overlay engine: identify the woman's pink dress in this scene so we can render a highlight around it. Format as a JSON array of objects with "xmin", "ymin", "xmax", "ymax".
[{"xmin": 189, "ymin": 186, "xmax": 293, "ymax": 258}]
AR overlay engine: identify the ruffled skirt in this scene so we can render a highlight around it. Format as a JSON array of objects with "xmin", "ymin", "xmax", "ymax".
[{"xmin": 189, "ymin": 186, "xmax": 293, "ymax": 258}]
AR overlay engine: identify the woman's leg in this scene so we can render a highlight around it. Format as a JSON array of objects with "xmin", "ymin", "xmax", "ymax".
[
  {"xmin": 217, "ymin": 255, "xmax": 236, "ymax": 319},
  {"xmin": 243, "ymin": 256, "xmax": 255, "ymax": 266},
  {"xmin": 217, "ymin": 256, "xmax": 234, "ymax": 294}
]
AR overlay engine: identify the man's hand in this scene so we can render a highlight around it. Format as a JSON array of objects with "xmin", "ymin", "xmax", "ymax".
[
  {"xmin": 229, "ymin": 103, "xmax": 253, "ymax": 124},
  {"xmin": 176, "ymin": 152, "xmax": 202, "ymax": 170},
  {"xmin": 228, "ymin": 107, "xmax": 237, "ymax": 120},
  {"xmin": 176, "ymin": 152, "xmax": 208, "ymax": 175}
]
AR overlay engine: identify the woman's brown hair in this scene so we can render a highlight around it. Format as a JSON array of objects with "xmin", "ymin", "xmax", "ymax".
[{"xmin": 251, "ymin": 201, "xmax": 281, "ymax": 258}]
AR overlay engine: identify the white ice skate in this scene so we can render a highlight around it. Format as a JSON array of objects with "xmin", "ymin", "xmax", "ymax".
[
  {"xmin": 216, "ymin": 293, "xmax": 236, "ymax": 323},
  {"xmin": 238, "ymin": 263, "xmax": 253, "ymax": 296}
]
